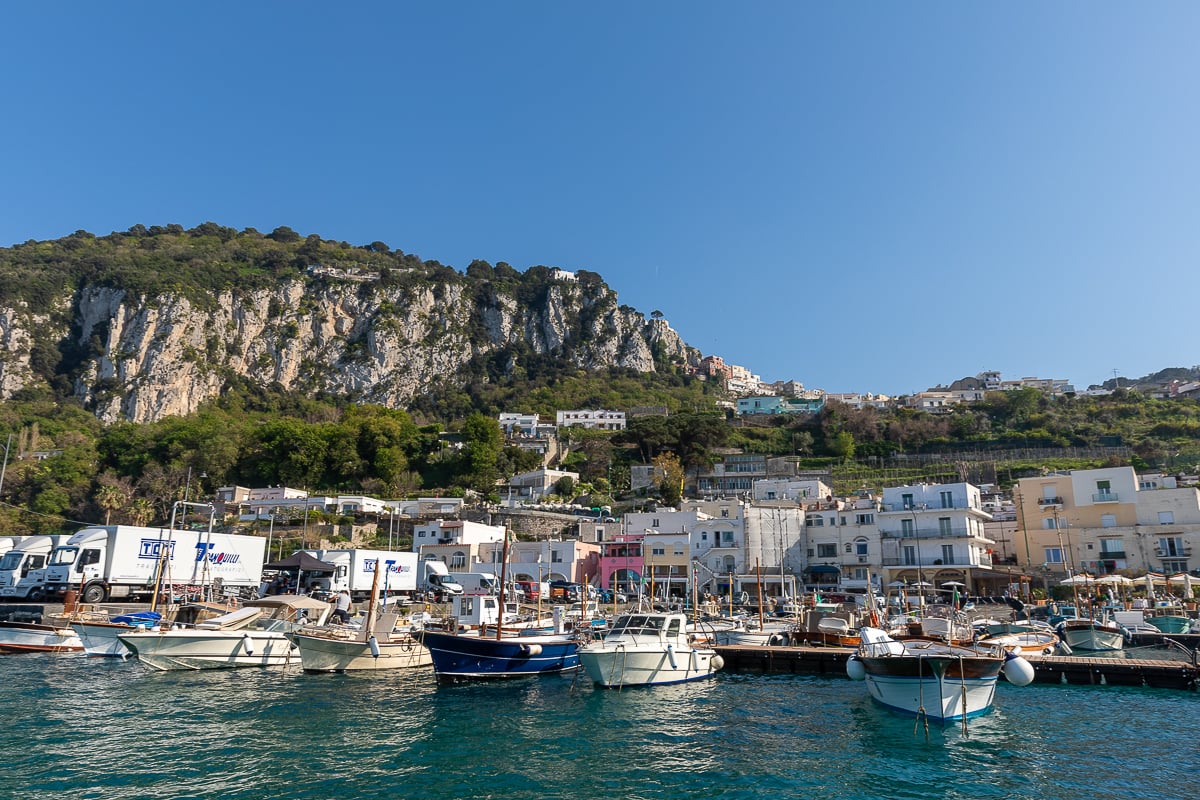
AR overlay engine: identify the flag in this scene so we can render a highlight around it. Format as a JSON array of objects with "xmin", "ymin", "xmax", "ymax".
[{"xmin": 953, "ymin": 588, "xmax": 960, "ymax": 609}]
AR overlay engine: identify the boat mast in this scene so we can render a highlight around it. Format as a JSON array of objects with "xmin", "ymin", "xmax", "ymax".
[
  {"xmin": 756, "ymin": 559, "xmax": 765, "ymax": 631},
  {"xmin": 362, "ymin": 555, "xmax": 383, "ymax": 643},
  {"xmin": 496, "ymin": 529, "xmax": 510, "ymax": 641}
]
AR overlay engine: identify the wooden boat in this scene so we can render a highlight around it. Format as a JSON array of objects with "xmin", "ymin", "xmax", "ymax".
[
  {"xmin": 847, "ymin": 627, "xmax": 1033, "ymax": 722},
  {"xmin": 0, "ymin": 619, "xmax": 83, "ymax": 653},
  {"xmin": 578, "ymin": 611, "xmax": 723, "ymax": 688},
  {"xmin": 287, "ymin": 561, "xmax": 431, "ymax": 672}
]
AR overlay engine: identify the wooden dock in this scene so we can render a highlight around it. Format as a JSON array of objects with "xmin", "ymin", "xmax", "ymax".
[{"xmin": 713, "ymin": 644, "xmax": 1200, "ymax": 690}]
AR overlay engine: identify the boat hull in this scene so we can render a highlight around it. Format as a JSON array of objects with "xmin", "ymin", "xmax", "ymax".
[
  {"xmin": 0, "ymin": 621, "xmax": 83, "ymax": 653},
  {"xmin": 859, "ymin": 656, "xmax": 1003, "ymax": 721},
  {"xmin": 1146, "ymin": 615, "xmax": 1192, "ymax": 634},
  {"xmin": 118, "ymin": 630, "xmax": 299, "ymax": 670},
  {"xmin": 71, "ymin": 621, "xmax": 145, "ymax": 657},
  {"xmin": 287, "ymin": 631, "xmax": 432, "ymax": 672},
  {"xmin": 580, "ymin": 643, "xmax": 721, "ymax": 687},
  {"xmin": 418, "ymin": 629, "xmax": 579, "ymax": 681}
]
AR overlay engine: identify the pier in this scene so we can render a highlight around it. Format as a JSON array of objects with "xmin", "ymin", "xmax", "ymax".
[{"xmin": 713, "ymin": 644, "xmax": 1200, "ymax": 690}]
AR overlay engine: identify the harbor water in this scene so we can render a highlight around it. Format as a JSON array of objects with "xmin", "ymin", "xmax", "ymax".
[{"xmin": 2, "ymin": 653, "xmax": 1196, "ymax": 800}]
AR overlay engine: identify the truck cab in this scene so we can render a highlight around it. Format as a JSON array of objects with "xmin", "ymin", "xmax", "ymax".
[
  {"xmin": 0, "ymin": 536, "xmax": 64, "ymax": 601},
  {"xmin": 43, "ymin": 530, "xmax": 109, "ymax": 602}
]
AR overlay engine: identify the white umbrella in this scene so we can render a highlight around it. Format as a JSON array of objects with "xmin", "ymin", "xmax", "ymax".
[
  {"xmin": 1059, "ymin": 574, "xmax": 1094, "ymax": 585},
  {"xmin": 911, "ymin": 581, "xmax": 933, "ymax": 588},
  {"xmin": 1168, "ymin": 573, "xmax": 1196, "ymax": 598},
  {"xmin": 1095, "ymin": 575, "xmax": 1132, "ymax": 586},
  {"xmin": 887, "ymin": 580, "xmax": 907, "ymax": 588},
  {"xmin": 940, "ymin": 581, "xmax": 966, "ymax": 588}
]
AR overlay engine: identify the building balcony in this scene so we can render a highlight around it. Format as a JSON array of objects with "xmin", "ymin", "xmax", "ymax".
[
  {"xmin": 880, "ymin": 526, "xmax": 990, "ymax": 540},
  {"xmin": 1091, "ymin": 491, "xmax": 1120, "ymax": 503},
  {"xmin": 1098, "ymin": 550, "xmax": 1126, "ymax": 559},
  {"xmin": 880, "ymin": 554, "xmax": 993, "ymax": 569},
  {"xmin": 1037, "ymin": 496, "xmax": 1064, "ymax": 507},
  {"xmin": 1155, "ymin": 547, "xmax": 1192, "ymax": 558}
]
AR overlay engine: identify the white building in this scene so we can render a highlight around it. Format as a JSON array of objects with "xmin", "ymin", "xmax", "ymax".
[
  {"xmin": 412, "ymin": 520, "xmax": 506, "ymax": 569},
  {"xmin": 555, "ymin": 409, "xmax": 627, "ymax": 431},
  {"xmin": 877, "ymin": 483, "xmax": 998, "ymax": 592}
]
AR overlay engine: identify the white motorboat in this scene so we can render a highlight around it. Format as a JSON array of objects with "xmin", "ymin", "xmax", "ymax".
[
  {"xmin": 579, "ymin": 612, "xmax": 724, "ymax": 687},
  {"xmin": 1056, "ymin": 617, "xmax": 1124, "ymax": 652},
  {"xmin": 976, "ymin": 629, "xmax": 1061, "ymax": 656},
  {"xmin": 118, "ymin": 595, "xmax": 330, "ymax": 670},
  {"xmin": 0, "ymin": 619, "xmax": 82, "ymax": 653},
  {"xmin": 711, "ymin": 618, "xmax": 792, "ymax": 647},
  {"xmin": 287, "ymin": 615, "xmax": 431, "ymax": 672},
  {"xmin": 847, "ymin": 627, "xmax": 1034, "ymax": 722}
]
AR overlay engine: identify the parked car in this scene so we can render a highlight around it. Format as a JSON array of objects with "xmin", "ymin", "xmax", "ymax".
[{"xmin": 597, "ymin": 588, "xmax": 627, "ymax": 604}]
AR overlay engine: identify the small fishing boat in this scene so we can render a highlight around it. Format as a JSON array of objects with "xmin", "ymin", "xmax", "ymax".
[
  {"xmin": 118, "ymin": 595, "xmax": 330, "ymax": 670},
  {"xmin": 847, "ymin": 627, "xmax": 1033, "ymax": 722},
  {"xmin": 287, "ymin": 561, "xmax": 431, "ymax": 672},
  {"xmin": 418, "ymin": 627, "xmax": 580, "ymax": 683},
  {"xmin": 0, "ymin": 619, "xmax": 83, "ymax": 653},
  {"xmin": 578, "ymin": 611, "xmax": 724, "ymax": 688}
]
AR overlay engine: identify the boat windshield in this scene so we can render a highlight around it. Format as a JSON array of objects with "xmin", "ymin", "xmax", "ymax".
[
  {"xmin": 49, "ymin": 547, "xmax": 78, "ymax": 567},
  {"xmin": 611, "ymin": 615, "xmax": 665, "ymax": 636}
]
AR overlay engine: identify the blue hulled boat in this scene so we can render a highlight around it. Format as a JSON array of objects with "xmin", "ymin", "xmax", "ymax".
[{"xmin": 418, "ymin": 628, "xmax": 580, "ymax": 683}]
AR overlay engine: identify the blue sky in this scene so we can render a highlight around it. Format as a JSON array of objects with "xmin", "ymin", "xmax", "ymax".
[{"xmin": 2, "ymin": 4, "xmax": 1198, "ymax": 396}]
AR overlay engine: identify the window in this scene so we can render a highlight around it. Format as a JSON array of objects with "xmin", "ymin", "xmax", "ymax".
[
  {"xmin": 701, "ymin": 532, "xmax": 708, "ymax": 541},
  {"xmin": 941, "ymin": 545, "xmax": 954, "ymax": 563},
  {"xmin": 722, "ymin": 531, "xmax": 734, "ymax": 545},
  {"xmin": 1100, "ymin": 539, "xmax": 1123, "ymax": 554},
  {"xmin": 450, "ymin": 551, "xmax": 467, "ymax": 568},
  {"xmin": 652, "ymin": 519, "xmax": 660, "ymax": 527},
  {"xmin": 1162, "ymin": 558, "xmax": 1189, "ymax": 574},
  {"xmin": 1043, "ymin": 547, "xmax": 1063, "ymax": 564},
  {"xmin": 652, "ymin": 546, "xmax": 665, "ymax": 556},
  {"xmin": 845, "ymin": 542, "xmax": 852, "ymax": 553},
  {"xmin": 595, "ymin": 526, "xmax": 604, "ymax": 540},
  {"xmin": 902, "ymin": 493, "xmax": 915, "ymax": 510},
  {"xmin": 853, "ymin": 568, "xmax": 868, "ymax": 580},
  {"xmin": 807, "ymin": 517, "xmax": 824, "ymax": 527},
  {"xmin": 1158, "ymin": 511, "xmax": 1175, "ymax": 525},
  {"xmin": 855, "ymin": 513, "xmax": 874, "ymax": 525},
  {"xmin": 1159, "ymin": 537, "xmax": 1184, "ymax": 557},
  {"xmin": 673, "ymin": 545, "xmax": 685, "ymax": 556},
  {"xmin": 901, "ymin": 519, "xmax": 915, "ymax": 538},
  {"xmin": 855, "ymin": 539, "xmax": 869, "ymax": 556},
  {"xmin": 938, "ymin": 517, "xmax": 952, "ymax": 536},
  {"xmin": 1101, "ymin": 514, "xmax": 1116, "ymax": 528},
  {"xmin": 551, "ymin": 551, "xmax": 563, "ymax": 563},
  {"xmin": 721, "ymin": 509, "xmax": 729, "ymax": 518},
  {"xmin": 817, "ymin": 543, "xmax": 837, "ymax": 558},
  {"xmin": 903, "ymin": 545, "xmax": 917, "ymax": 565},
  {"xmin": 1042, "ymin": 518, "xmax": 1059, "ymax": 530},
  {"xmin": 940, "ymin": 491, "xmax": 954, "ymax": 509}
]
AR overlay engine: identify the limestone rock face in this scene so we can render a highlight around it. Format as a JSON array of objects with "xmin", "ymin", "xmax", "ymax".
[{"xmin": 0, "ymin": 275, "xmax": 696, "ymax": 423}]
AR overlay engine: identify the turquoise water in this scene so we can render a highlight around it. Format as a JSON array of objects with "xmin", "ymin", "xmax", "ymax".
[{"xmin": 2, "ymin": 653, "xmax": 1197, "ymax": 800}]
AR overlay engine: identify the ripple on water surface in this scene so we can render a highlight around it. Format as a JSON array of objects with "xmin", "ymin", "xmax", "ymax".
[{"xmin": 2, "ymin": 654, "xmax": 1197, "ymax": 800}]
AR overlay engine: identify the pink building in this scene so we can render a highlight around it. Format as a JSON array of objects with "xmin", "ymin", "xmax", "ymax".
[{"xmin": 600, "ymin": 533, "xmax": 645, "ymax": 595}]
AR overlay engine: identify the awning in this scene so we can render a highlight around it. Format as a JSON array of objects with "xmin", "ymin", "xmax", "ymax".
[
  {"xmin": 807, "ymin": 565, "xmax": 841, "ymax": 575},
  {"xmin": 263, "ymin": 552, "xmax": 337, "ymax": 571}
]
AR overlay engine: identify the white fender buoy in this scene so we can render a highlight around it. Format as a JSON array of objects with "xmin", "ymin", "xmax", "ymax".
[
  {"xmin": 711, "ymin": 654, "xmax": 725, "ymax": 671},
  {"xmin": 242, "ymin": 634, "xmax": 255, "ymax": 656},
  {"xmin": 368, "ymin": 635, "xmax": 381, "ymax": 658},
  {"xmin": 1002, "ymin": 653, "xmax": 1034, "ymax": 686},
  {"xmin": 519, "ymin": 644, "xmax": 542, "ymax": 656},
  {"xmin": 666, "ymin": 643, "xmax": 678, "ymax": 669},
  {"xmin": 846, "ymin": 655, "xmax": 866, "ymax": 681}
]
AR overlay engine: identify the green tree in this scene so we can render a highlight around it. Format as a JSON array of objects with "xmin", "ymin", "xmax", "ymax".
[{"xmin": 462, "ymin": 412, "xmax": 503, "ymax": 493}]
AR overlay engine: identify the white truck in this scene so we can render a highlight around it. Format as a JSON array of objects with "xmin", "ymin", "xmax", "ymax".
[
  {"xmin": 417, "ymin": 560, "xmax": 463, "ymax": 600},
  {"xmin": 448, "ymin": 571, "xmax": 501, "ymax": 596},
  {"xmin": 304, "ymin": 549, "xmax": 417, "ymax": 601},
  {"xmin": 0, "ymin": 536, "xmax": 66, "ymax": 601},
  {"xmin": 41, "ymin": 525, "xmax": 267, "ymax": 604}
]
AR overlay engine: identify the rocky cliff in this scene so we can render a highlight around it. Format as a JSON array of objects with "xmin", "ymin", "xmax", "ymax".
[{"xmin": 0, "ymin": 227, "xmax": 698, "ymax": 422}]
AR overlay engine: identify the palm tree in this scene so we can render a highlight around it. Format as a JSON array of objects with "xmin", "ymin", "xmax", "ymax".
[
  {"xmin": 130, "ymin": 498, "xmax": 155, "ymax": 527},
  {"xmin": 95, "ymin": 484, "xmax": 127, "ymax": 525}
]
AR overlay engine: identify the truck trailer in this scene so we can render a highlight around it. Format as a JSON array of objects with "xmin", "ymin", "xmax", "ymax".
[
  {"xmin": 303, "ymin": 549, "xmax": 417, "ymax": 601},
  {"xmin": 41, "ymin": 525, "xmax": 267, "ymax": 604}
]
